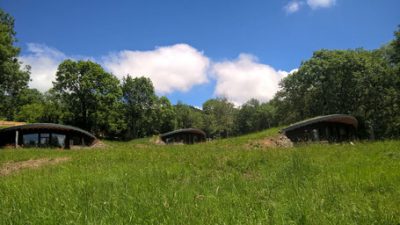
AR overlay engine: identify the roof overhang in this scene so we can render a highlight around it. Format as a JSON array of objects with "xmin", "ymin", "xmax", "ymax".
[
  {"xmin": 282, "ymin": 114, "xmax": 358, "ymax": 133},
  {"xmin": 160, "ymin": 128, "xmax": 206, "ymax": 138},
  {"xmin": 0, "ymin": 123, "xmax": 97, "ymax": 140}
]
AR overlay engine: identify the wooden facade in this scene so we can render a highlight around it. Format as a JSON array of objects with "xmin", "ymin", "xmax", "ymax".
[
  {"xmin": 0, "ymin": 123, "xmax": 97, "ymax": 149},
  {"xmin": 282, "ymin": 114, "xmax": 358, "ymax": 143},
  {"xmin": 160, "ymin": 128, "xmax": 206, "ymax": 144}
]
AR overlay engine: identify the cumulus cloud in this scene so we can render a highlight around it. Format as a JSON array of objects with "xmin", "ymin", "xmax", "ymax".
[
  {"xmin": 288, "ymin": 68, "xmax": 299, "ymax": 74},
  {"xmin": 284, "ymin": 0, "xmax": 335, "ymax": 13},
  {"xmin": 284, "ymin": 1, "xmax": 303, "ymax": 14},
  {"xmin": 307, "ymin": 0, "xmax": 336, "ymax": 9},
  {"xmin": 19, "ymin": 43, "xmax": 67, "ymax": 92},
  {"xmin": 212, "ymin": 54, "xmax": 290, "ymax": 106},
  {"xmin": 19, "ymin": 43, "xmax": 294, "ymax": 105},
  {"xmin": 103, "ymin": 44, "xmax": 210, "ymax": 94}
]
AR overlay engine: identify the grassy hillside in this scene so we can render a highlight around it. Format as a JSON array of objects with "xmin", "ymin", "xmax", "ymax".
[{"xmin": 0, "ymin": 129, "xmax": 399, "ymax": 224}]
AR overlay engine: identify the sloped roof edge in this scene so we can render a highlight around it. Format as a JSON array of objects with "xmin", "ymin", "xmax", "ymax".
[
  {"xmin": 160, "ymin": 128, "xmax": 206, "ymax": 138},
  {"xmin": 0, "ymin": 123, "xmax": 96, "ymax": 139},
  {"xmin": 282, "ymin": 114, "xmax": 358, "ymax": 133}
]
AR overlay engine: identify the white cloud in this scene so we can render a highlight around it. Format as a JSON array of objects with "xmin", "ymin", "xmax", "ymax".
[
  {"xmin": 284, "ymin": 1, "xmax": 303, "ymax": 14},
  {"xmin": 307, "ymin": 0, "xmax": 336, "ymax": 9},
  {"xmin": 289, "ymin": 68, "xmax": 299, "ymax": 74},
  {"xmin": 103, "ymin": 44, "xmax": 210, "ymax": 94},
  {"xmin": 284, "ymin": 0, "xmax": 335, "ymax": 13},
  {"xmin": 212, "ymin": 54, "xmax": 290, "ymax": 106},
  {"xmin": 20, "ymin": 43, "xmax": 210, "ymax": 95},
  {"xmin": 19, "ymin": 43, "xmax": 295, "ymax": 106},
  {"xmin": 19, "ymin": 43, "xmax": 67, "ymax": 92}
]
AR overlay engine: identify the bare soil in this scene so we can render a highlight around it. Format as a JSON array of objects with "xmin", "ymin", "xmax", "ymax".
[
  {"xmin": 0, "ymin": 157, "xmax": 71, "ymax": 176},
  {"xmin": 90, "ymin": 140, "xmax": 107, "ymax": 148},
  {"xmin": 0, "ymin": 120, "xmax": 26, "ymax": 127},
  {"xmin": 248, "ymin": 134, "xmax": 293, "ymax": 149}
]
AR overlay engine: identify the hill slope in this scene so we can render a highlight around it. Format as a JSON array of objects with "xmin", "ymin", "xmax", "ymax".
[{"xmin": 0, "ymin": 128, "xmax": 399, "ymax": 224}]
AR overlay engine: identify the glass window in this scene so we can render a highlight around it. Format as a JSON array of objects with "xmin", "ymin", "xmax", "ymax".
[
  {"xmin": 50, "ymin": 133, "xmax": 66, "ymax": 148},
  {"xmin": 71, "ymin": 136, "xmax": 82, "ymax": 145},
  {"xmin": 40, "ymin": 133, "xmax": 50, "ymax": 146},
  {"xmin": 41, "ymin": 133, "xmax": 50, "ymax": 138},
  {"xmin": 23, "ymin": 133, "xmax": 39, "ymax": 146}
]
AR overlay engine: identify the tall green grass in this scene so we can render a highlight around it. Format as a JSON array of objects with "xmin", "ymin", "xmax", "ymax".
[{"xmin": 0, "ymin": 130, "xmax": 399, "ymax": 224}]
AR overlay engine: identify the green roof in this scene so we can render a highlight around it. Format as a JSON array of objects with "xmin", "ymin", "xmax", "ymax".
[
  {"xmin": 160, "ymin": 128, "xmax": 206, "ymax": 138},
  {"xmin": 282, "ymin": 114, "xmax": 358, "ymax": 133},
  {"xmin": 0, "ymin": 123, "xmax": 97, "ymax": 140}
]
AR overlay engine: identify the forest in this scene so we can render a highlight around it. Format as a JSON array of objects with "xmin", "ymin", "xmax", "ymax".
[{"xmin": 1, "ymin": 9, "xmax": 399, "ymax": 140}]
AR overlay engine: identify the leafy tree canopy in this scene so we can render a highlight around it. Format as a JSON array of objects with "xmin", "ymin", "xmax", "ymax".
[
  {"xmin": 0, "ymin": 9, "xmax": 30, "ymax": 120},
  {"xmin": 53, "ymin": 60, "xmax": 124, "ymax": 136}
]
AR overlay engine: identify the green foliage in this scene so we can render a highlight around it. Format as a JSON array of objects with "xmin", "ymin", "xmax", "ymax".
[
  {"xmin": 15, "ymin": 103, "xmax": 45, "ymax": 123},
  {"xmin": 2, "ymin": 8, "xmax": 399, "ymax": 142},
  {"xmin": 0, "ymin": 9, "xmax": 30, "ymax": 120},
  {"xmin": 16, "ymin": 88, "xmax": 44, "ymax": 106},
  {"xmin": 153, "ymin": 96, "xmax": 177, "ymax": 134},
  {"xmin": 53, "ymin": 60, "xmax": 124, "ymax": 136},
  {"xmin": 274, "ymin": 48, "xmax": 399, "ymax": 138},
  {"xmin": 235, "ymin": 99, "xmax": 276, "ymax": 135},
  {"xmin": 175, "ymin": 102, "xmax": 204, "ymax": 130},
  {"xmin": 122, "ymin": 76, "xmax": 157, "ymax": 139},
  {"xmin": 14, "ymin": 89, "xmax": 47, "ymax": 123},
  {"xmin": 0, "ymin": 136, "xmax": 399, "ymax": 224},
  {"xmin": 388, "ymin": 25, "xmax": 400, "ymax": 65},
  {"xmin": 40, "ymin": 90, "xmax": 65, "ymax": 123},
  {"xmin": 202, "ymin": 98, "xmax": 236, "ymax": 138}
]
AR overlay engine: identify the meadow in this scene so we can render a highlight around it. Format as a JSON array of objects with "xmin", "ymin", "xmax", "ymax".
[{"xmin": 0, "ymin": 128, "xmax": 399, "ymax": 225}]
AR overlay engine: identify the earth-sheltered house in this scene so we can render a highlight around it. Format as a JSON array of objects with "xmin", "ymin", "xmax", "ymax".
[
  {"xmin": 160, "ymin": 128, "xmax": 206, "ymax": 144},
  {"xmin": 282, "ymin": 114, "xmax": 358, "ymax": 142},
  {"xmin": 0, "ymin": 123, "xmax": 97, "ymax": 149}
]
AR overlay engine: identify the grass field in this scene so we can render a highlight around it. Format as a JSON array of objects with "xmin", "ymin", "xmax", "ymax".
[{"xmin": 1, "ymin": 128, "xmax": 399, "ymax": 224}]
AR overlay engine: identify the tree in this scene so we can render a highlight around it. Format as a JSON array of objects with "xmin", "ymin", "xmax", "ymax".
[
  {"xmin": 0, "ymin": 9, "xmax": 30, "ymax": 120},
  {"xmin": 153, "ymin": 96, "xmax": 176, "ymax": 134},
  {"xmin": 122, "ymin": 76, "xmax": 157, "ymax": 139},
  {"xmin": 274, "ymin": 49, "xmax": 397, "ymax": 139},
  {"xmin": 53, "ymin": 60, "xmax": 124, "ymax": 136},
  {"xmin": 175, "ymin": 102, "xmax": 204, "ymax": 130},
  {"xmin": 388, "ymin": 25, "xmax": 400, "ymax": 65},
  {"xmin": 235, "ymin": 99, "xmax": 262, "ymax": 134},
  {"xmin": 202, "ymin": 98, "xmax": 236, "ymax": 138},
  {"xmin": 258, "ymin": 102, "xmax": 277, "ymax": 129},
  {"xmin": 14, "ymin": 88, "xmax": 45, "ymax": 123},
  {"xmin": 15, "ymin": 103, "xmax": 45, "ymax": 123},
  {"xmin": 17, "ymin": 88, "xmax": 44, "ymax": 106},
  {"xmin": 376, "ymin": 26, "xmax": 400, "ymax": 137}
]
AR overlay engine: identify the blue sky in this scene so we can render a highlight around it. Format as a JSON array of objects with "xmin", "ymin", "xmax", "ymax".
[{"xmin": 2, "ymin": 0, "xmax": 400, "ymax": 106}]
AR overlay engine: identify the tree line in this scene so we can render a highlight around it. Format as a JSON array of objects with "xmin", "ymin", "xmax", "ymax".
[
  {"xmin": 271, "ymin": 31, "xmax": 400, "ymax": 139},
  {"xmin": 1, "ymin": 9, "xmax": 399, "ymax": 140}
]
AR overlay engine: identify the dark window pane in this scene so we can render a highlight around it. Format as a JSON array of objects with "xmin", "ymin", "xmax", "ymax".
[
  {"xmin": 40, "ymin": 137, "xmax": 49, "ymax": 145},
  {"xmin": 41, "ymin": 133, "xmax": 50, "ymax": 138},
  {"xmin": 23, "ymin": 134, "xmax": 39, "ymax": 146},
  {"xmin": 71, "ymin": 136, "xmax": 83, "ymax": 145},
  {"xmin": 51, "ymin": 134, "xmax": 65, "ymax": 148}
]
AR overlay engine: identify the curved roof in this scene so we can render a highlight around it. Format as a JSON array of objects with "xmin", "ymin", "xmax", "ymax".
[
  {"xmin": 0, "ymin": 123, "xmax": 96, "ymax": 140},
  {"xmin": 282, "ymin": 114, "xmax": 358, "ymax": 133},
  {"xmin": 160, "ymin": 128, "xmax": 206, "ymax": 138}
]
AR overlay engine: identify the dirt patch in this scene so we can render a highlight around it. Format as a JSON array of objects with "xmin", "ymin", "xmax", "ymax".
[
  {"xmin": 0, "ymin": 157, "xmax": 71, "ymax": 176},
  {"xmin": 90, "ymin": 140, "xmax": 107, "ymax": 148},
  {"xmin": 248, "ymin": 134, "xmax": 293, "ymax": 149},
  {"xmin": 69, "ymin": 140, "xmax": 106, "ymax": 149},
  {"xmin": 153, "ymin": 136, "xmax": 166, "ymax": 145},
  {"xmin": 0, "ymin": 120, "xmax": 26, "ymax": 127}
]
